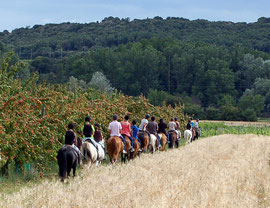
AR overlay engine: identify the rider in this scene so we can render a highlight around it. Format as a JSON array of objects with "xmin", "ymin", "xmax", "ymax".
[
  {"xmin": 190, "ymin": 118, "xmax": 194, "ymax": 129},
  {"xmin": 121, "ymin": 115, "xmax": 135, "ymax": 152},
  {"xmin": 131, "ymin": 119, "xmax": 141, "ymax": 151},
  {"xmin": 194, "ymin": 119, "xmax": 200, "ymax": 137},
  {"xmin": 174, "ymin": 117, "xmax": 181, "ymax": 140},
  {"xmin": 139, "ymin": 114, "xmax": 151, "ymax": 138},
  {"xmin": 186, "ymin": 120, "xmax": 192, "ymax": 130},
  {"xmin": 82, "ymin": 116, "xmax": 99, "ymax": 151},
  {"xmin": 108, "ymin": 114, "xmax": 127, "ymax": 154},
  {"xmin": 168, "ymin": 118, "xmax": 179, "ymax": 139},
  {"xmin": 158, "ymin": 118, "xmax": 169, "ymax": 143},
  {"xmin": 94, "ymin": 123, "xmax": 105, "ymax": 150},
  {"xmin": 65, "ymin": 122, "xmax": 81, "ymax": 165},
  {"xmin": 194, "ymin": 119, "xmax": 199, "ymax": 129},
  {"xmin": 146, "ymin": 116, "xmax": 161, "ymax": 148}
]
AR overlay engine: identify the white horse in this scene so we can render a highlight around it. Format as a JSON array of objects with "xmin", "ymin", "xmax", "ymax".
[
  {"xmin": 184, "ymin": 130, "xmax": 192, "ymax": 144},
  {"xmin": 149, "ymin": 134, "xmax": 157, "ymax": 153},
  {"xmin": 81, "ymin": 140, "xmax": 105, "ymax": 168}
]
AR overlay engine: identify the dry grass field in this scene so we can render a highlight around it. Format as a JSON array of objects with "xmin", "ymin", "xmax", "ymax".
[{"xmin": 1, "ymin": 134, "xmax": 270, "ymax": 208}]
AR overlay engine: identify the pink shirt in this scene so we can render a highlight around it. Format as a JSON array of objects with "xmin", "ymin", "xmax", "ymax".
[
  {"xmin": 108, "ymin": 121, "xmax": 122, "ymax": 137},
  {"xmin": 121, "ymin": 121, "xmax": 131, "ymax": 137}
]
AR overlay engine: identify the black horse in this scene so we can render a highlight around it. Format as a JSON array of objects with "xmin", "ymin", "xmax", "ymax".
[{"xmin": 57, "ymin": 145, "xmax": 78, "ymax": 182}]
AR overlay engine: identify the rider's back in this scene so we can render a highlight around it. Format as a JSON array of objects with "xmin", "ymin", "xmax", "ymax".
[
  {"xmin": 109, "ymin": 120, "xmax": 122, "ymax": 137},
  {"xmin": 168, "ymin": 121, "xmax": 176, "ymax": 131},
  {"xmin": 147, "ymin": 121, "xmax": 157, "ymax": 134},
  {"xmin": 65, "ymin": 131, "xmax": 75, "ymax": 145},
  {"xmin": 139, "ymin": 118, "xmax": 148, "ymax": 131}
]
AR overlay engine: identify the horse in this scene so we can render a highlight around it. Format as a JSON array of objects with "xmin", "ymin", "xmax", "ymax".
[
  {"xmin": 138, "ymin": 132, "xmax": 149, "ymax": 153},
  {"xmin": 149, "ymin": 134, "xmax": 157, "ymax": 153},
  {"xmin": 184, "ymin": 129, "xmax": 192, "ymax": 144},
  {"xmin": 81, "ymin": 140, "xmax": 105, "ymax": 168},
  {"xmin": 168, "ymin": 131, "xmax": 178, "ymax": 148},
  {"xmin": 123, "ymin": 135, "xmax": 132, "ymax": 162},
  {"xmin": 158, "ymin": 133, "xmax": 167, "ymax": 151},
  {"xmin": 131, "ymin": 137, "xmax": 141, "ymax": 159},
  {"xmin": 107, "ymin": 136, "xmax": 124, "ymax": 164},
  {"xmin": 57, "ymin": 145, "xmax": 78, "ymax": 182},
  {"xmin": 193, "ymin": 127, "xmax": 200, "ymax": 141}
]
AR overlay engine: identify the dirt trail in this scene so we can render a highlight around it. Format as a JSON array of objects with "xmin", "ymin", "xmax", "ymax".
[{"xmin": 1, "ymin": 134, "xmax": 270, "ymax": 208}]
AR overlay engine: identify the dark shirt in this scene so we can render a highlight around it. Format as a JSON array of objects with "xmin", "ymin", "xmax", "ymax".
[
  {"xmin": 65, "ymin": 130, "xmax": 75, "ymax": 145},
  {"xmin": 186, "ymin": 123, "xmax": 191, "ymax": 130},
  {"xmin": 158, "ymin": 122, "xmax": 167, "ymax": 134},
  {"xmin": 147, "ymin": 121, "xmax": 158, "ymax": 134},
  {"xmin": 94, "ymin": 130, "xmax": 102, "ymax": 142},
  {"xmin": 83, "ymin": 123, "xmax": 93, "ymax": 137}
]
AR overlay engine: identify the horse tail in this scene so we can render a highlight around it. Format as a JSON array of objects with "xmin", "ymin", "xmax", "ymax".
[
  {"xmin": 107, "ymin": 137, "xmax": 120, "ymax": 163},
  {"xmin": 82, "ymin": 142, "xmax": 91, "ymax": 161},
  {"xmin": 57, "ymin": 147, "xmax": 67, "ymax": 181}
]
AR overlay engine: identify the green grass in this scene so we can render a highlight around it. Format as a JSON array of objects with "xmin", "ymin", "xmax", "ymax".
[{"xmin": 199, "ymin": 122, "xmax": 270, "ymax": 138}]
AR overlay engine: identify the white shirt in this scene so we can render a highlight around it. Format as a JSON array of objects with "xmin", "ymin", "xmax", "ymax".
[
  {"xmin": 168, "ymin": 121, "xmax": 176, "ymax": 131},
  {"xmin": 139, "ymin": 119, "xmax": 148, "ymax": 131},
  {"xmin": 108, "ymin": 121, "xmax": 122, "ymax": 137}
]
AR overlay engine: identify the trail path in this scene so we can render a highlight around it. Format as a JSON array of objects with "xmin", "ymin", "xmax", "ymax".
[{"xmin": 1, "ymin": 134, "xmax": 270, "ymax": 208}]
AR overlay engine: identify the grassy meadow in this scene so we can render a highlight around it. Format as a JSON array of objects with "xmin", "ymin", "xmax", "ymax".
[{"xmin": 1, "ymin": 134, "xmax": 270, "ymax": 207}]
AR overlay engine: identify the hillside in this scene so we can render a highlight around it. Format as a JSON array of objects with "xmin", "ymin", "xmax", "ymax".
[
  {"xmin": 1, "ymin": 134, "xmax": 270, "ymax": 207},
  {"xmin": 1, "ymin": 17, "xmax": 270, "ymax": 121},
  {"xmin": 1, "ymin": 17, "xmax": 270, "ymax": 59}
]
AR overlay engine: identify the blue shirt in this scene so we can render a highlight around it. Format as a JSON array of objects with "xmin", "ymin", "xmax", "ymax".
[
  {"xmin": 131, "ymin": 125, "xmax": 139, "ymax": 139},
  {"xmin": 190, "ymin": 122, "xmax": 194, "ymax": 127}
]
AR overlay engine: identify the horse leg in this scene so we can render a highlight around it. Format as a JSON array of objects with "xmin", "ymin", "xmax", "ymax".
[
  {"xmin": 121, "ymin": 153, "xmax": 126, "ymax": 163},
  {"xmin": 67, "ymin": 165, "xmax": 72, "ymax": 178},
  {"xmin": 72, "ymin": 165, "xmax": 76, "ymax": 177}
]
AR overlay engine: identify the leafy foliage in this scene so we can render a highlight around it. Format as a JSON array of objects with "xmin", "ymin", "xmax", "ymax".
[{"xmin": 0, "ymin": 55, "xmax": 187, "ymax": 171}]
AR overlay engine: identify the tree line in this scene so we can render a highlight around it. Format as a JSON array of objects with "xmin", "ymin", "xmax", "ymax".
[{"xmin": 1, "ymin": 17, "xmax": 270, "ymax": 121}]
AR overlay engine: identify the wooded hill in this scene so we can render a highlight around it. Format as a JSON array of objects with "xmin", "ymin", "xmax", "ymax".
[
  {"xmin": 1, "ymin": 16, "xmax": 270, "ymax": 59},
  {"xmin": 1, "ymin": 16, "xmax": 270, "ymax": 121}
]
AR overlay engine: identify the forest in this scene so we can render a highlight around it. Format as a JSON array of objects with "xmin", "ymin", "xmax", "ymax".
[{"xmin": 1, "ymin": 16, "xmax": 270, "ymax": 121}]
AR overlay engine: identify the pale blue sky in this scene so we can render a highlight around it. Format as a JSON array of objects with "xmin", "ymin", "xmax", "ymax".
[{"xmin": 1, "ymin": 0, "xmax": 269, "ymax": 31}]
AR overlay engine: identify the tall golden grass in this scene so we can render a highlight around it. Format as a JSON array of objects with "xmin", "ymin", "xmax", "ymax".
[{"xmin": 1, "ymin": 134, "xmax": 270, "ymax": 207}]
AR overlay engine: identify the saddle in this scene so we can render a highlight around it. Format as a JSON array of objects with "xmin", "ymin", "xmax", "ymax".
[{"xmin": 64, "ymin": 145, "xmax": 78, "ymax": 159}]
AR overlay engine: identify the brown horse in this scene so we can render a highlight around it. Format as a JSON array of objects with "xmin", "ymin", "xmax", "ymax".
[
  {"xmin": 131, "ymin": 137, "xmax": 141, "ymax": 159},
  {"xmin": 158, "ymin": 133, "xmax": 167, "ymax": 151},
  {"xmin": 191, "ymin": 128, "xmax": 196, "ymax": 142},
  {"xmin": 123, "ymin": 135, "xmax": 132, "ymax": 162},
  {"xmin": 192, "ymin": 127, "xmax": 200, "ymax": 141},
  {"xmin": 106, "ymin": 136, "xmax": 124, "ymax": 164},
  {"xmin": 138, "ymin": 132, "xmax": 149, "ymax": 153},
  {"xmin": 168, "ymin": 131, "xmax": 177, "ymax": 148}
]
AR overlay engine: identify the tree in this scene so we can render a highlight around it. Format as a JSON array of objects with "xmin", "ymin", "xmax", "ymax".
[{"xmin": 89, "ymin": 71, "xmax": 114, "ymax": 94}]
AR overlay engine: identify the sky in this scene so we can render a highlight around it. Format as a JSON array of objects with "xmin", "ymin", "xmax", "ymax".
[{"xmin": 0, "ymin": 0, "xmax": 269, "ymax": 32}]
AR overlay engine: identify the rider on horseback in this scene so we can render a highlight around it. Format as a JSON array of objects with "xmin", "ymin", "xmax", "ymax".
[
  {"xmin": 168, "ymin": 118, "xmax": 179, "ymax": 140},
  {"xmin": 174, "ymin": 117, "xmax": 181, "ymax": 140},
  {"xmin": 65, "ymin": 122, "xmax": 81, "ymax": 165},
  {"xmin": 158, "ymin": 118, "xmax": 169, "ymax": 143},
  {"xmin": 146, "ymin": 116, "xmax": 161, "ymax": 148},
  {"xmin": 139, "ymin": 114, "xmax": 151, "ymax": 138},
  {"xmin": 108, "ymin": 114, "xmax": 127, "ymax": 154},
  {"xmin": 186, "ymin": 120, "xmax": 192, "ymax": 130},
  {"xmin": 94, "ymin": 123, "xmax": 105, "ymax": 150},
  {"xmin": 82, "ymin": 116, "xmax": 99, "ymax": 152},
  {"xmin": 131, "ymin": 119, "xmax": 141, "ymax": 151},
  {"xmin": 121, "ymin": 115, "xmax": 135, "ymax": 152}
]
